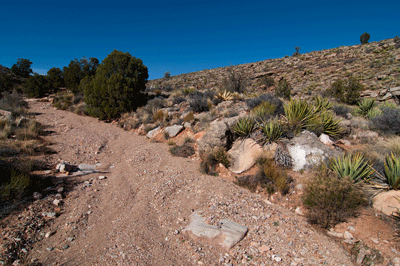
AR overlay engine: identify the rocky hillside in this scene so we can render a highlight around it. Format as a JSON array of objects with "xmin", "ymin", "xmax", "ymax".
[{"xmin": 148, "ymin": 38, "xmax": 400, "ymax": 100}]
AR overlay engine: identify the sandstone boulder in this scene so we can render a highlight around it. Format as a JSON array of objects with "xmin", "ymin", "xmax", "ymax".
[
  {"xmin": 228, "ymin": 138, "xmax": 263, "ymax": 174},
  {"xmin": 373, "ymin": 190, "xmax": 400, "ymax": 216}
]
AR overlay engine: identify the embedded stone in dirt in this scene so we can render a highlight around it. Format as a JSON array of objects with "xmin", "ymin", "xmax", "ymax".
[
  {"xmin": 182, "ymin": 211, "xmax": 248, "ymax": 251},
  {"xmin": 228, "ymin": 138, "xmax": 263, "ymax": 174},
  {"xmin": 78, "ymin": 164, "xmax": 97, "ymax": 173}
]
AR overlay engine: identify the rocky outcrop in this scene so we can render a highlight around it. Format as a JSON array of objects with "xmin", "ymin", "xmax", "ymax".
[
  {"xmin": 146, "ymin": 126, "xmax": 162, "ymax": 139},
  {"xmin": 228, "ymin": 138, "xmax": 263, "ymax": 173},
  {"xmin": 287, "ymin": 131, "xmax": 342, "ymax": 171}
]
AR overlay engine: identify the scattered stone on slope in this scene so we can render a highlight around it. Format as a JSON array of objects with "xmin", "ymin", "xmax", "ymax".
[
  {"xmin": 228, "ymin": 138, "xmax": 263, "ymax": 174},
  {"xmin": 78, "ymin": 164, "xmax": 97, "ymax": 173},
  {"xmin": 197, "ymin": 118, "xmax": 235, "ymax": 154},
  {"xmin": 182, "ymin": 211, "xmax": 248, "ymax": 251},
  {"xmin": 286, "ymin": 130, "xmax": 341, "ymax": 171},
  {"xmin": 163, "ymin": 125, "xmax": 183, "ymax": 138}
]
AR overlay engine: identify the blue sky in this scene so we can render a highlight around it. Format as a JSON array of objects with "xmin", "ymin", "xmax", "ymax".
[{"xmin": 1, "ymin": 1, "xmax": 399, "ymax": 80}]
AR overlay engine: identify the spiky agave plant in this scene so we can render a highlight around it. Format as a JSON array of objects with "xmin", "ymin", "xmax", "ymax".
[
  {"xmin": 262, "ymin": 119, "xmax": 283, "ymax": 142},
  {"xmin": 384, "ymin": 153, "xmax": 400, "ymax": 190},
  {"xmin": 321, "ymin": 111, "xmax": 343, "ymax": 137},
  {"xmin": 329, "ymin": 153, "xmax": 375, "ymax": 183},
  {"xmin": 232, "ymin": 117, "xmax": 255, "ymax": 137},
  {"xmin": 355, "ymin": 98, "xmax": 377, "ymax": 117},
  {"xmin": 283, "ymin": 99, "xmax": 318, "ymax": 134},
  {"xmin": 215, "ymin": 90, "xmax": 234, "ymax": 101},
  {"xmin": 313, "ymin": 96, "xmax": 332, "ymax": 112}
]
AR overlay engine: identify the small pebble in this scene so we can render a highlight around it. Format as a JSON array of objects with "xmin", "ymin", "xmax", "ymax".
[
  {"xmin": 63, "ymin": 245, "xmax": 70, "ymax": 250},
  {"xmin": 46, "ymin": 247, "xmax": 54, "ymax": 251},
  {"xmin": 98, "ymin": 176, "xmax": 106, "ymax": 180}
]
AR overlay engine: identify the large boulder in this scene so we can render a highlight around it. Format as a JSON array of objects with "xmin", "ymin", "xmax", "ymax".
[
  {"xmin": 287, "ymin": 131, "xmax": 342, "ymax": 171},
  {"xmin": 198, "ymin": 117, "xmax": 239, "ymax": 154},
  {"xmin": 373, "ymin": 190, "xmax": 400, "ymax": 216},
  {"xmin": 228, "ymin": 138, "xmax": 263, "ymax": 174}
]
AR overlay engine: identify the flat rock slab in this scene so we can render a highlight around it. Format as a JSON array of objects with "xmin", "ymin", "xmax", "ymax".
[
  {"xmin": 164, "ymin": 125, "xmax": 183, "ymax": 138},
  {"xmin": 78, "ymin": 164, "xmax": 97, "ymax": 173},
  {"xmin": 182, "ymin": 211, "xmax": 248, "ymax": 251}
]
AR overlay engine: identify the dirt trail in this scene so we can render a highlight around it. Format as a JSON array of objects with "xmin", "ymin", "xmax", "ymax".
[{"xmin": 28, "ymin": 100, "xmax": 353, "ymax": 265}]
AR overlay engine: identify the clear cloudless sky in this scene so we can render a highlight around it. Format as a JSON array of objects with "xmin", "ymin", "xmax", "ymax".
[{"xmin": 1, "ymin": 0, "xmax": 399, "ymax": 80}]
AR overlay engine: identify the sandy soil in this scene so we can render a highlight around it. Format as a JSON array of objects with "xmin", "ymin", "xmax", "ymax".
[{"xmin": 24, "ymin": 100, "xmax": 357, "ymax": 265}]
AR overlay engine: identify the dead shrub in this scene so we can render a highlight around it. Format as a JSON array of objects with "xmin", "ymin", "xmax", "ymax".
[
  {"xmin": 169, "ymin": 142, "xmax": 195, "ymax": 158},
  {"xmin": 200, "ymin": 148, "xmax": 230, "ymax": 175}
]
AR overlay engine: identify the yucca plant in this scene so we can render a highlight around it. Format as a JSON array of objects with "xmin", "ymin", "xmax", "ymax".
[
  {"xmin": 313, "ymin": 96, "xmax": 332, "ymax": 112},
  {"xmin": 283, "ymin": 99, "xmax": 318, "ymax": 134},
  {"xmin": 355, "ymin": 98, "xmax": 377, "ymax": 117},
  {"xmin": 232, "ymin": 117, "xmax": 255, "ymax": 137},
  {"xmin": 321, "ymin": 111, "xmax": 343, "ymax": 137},
  {"xmin": 215, "ymin": 90, "xmax": 233, "ymax": 101},
  {"xmin": 329, "ymin": 153, "xmax": 375, "ymax": 183},
  {"xmin": 262, "ymin": 119, "xmax": 283, "ymax": 142},
  {"xmin": 251, "ymin": 101, "xmax": 277, "ymax": 123},
  {"xmin": 366, "ymin": 107, "xmax": 382, "ymax": 119},
  {"xmin": 384, "ymin": 153, "xmax": 400, "ymax": 190}
]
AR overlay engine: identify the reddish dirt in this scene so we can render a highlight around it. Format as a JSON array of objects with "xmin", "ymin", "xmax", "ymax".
[{"xmin": 9, "ymin": 100, "xmax": 397, "ymax": 265}]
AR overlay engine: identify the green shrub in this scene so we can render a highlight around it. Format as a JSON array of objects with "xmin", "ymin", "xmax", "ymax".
[
  {"xmin": 232, "ymin": 117, "xmax": 255, "ymax": 137},
  {"xmin": 275, "ymin": 78, "xmax": 291, "ymax": 100},
  {"xmin": 223, "ymin": 67, "xmax": 247, "ymax": 93},
  {"xmin": 371, "ymin": 108, "xmax": 400, "ymax": 135},
  {"xmin": 84, "ymin": 50, "xmax": 148, "ymax": 120},
  {"xmin": 328, "ymin": 77, "xmax": 363, "ymax": 105},
  {"xmin": 360, "ymin": 32, "xmax": 370, "ymax": 44},
  {"xmin": 262, "ymin": 119, "xmax": 283, "ymax": 142},
  {"xmin": 251, "ymin": 101, "xmax": 277, "ymax": 122},
  {"xmin": 332, "ymin": 104, "xmax": 352, "ymax": 118},
  {"xmin": 0, "ymin": 169, "xmax": 31, "ymax": 202},
  {"xmin": 261, "ymin": 75, "xmax": 275, "ymax": 88},
  {"xmin": 355, "ymin": 98, "xmax": 377, "ymax": 117},
  {"xmin": 303, "ymin": 169, "xmax": 367, "ymax": 229},
  {"xmin": 23, "ymin": 74, "xmax": 51, "ymax": 98},
  {"xmin": 384, "ymin": 153, "xmax": 400, "ymax": 190},
  {"xmin": 329, "ymin": 153, "xmax": 375, "ymax": 183}
]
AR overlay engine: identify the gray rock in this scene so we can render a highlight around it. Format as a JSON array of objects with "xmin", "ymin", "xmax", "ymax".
[
  {"xmin": 287, "ymin": 131, "xmax": 341, "ymax": 171},
  {"xmin": 357, "ymin": 248, "xmax": 366, "ymax": 265},
  {"xmin": 78, "ymin": 164, "xmax": 96, "ymax": 173},
  {"xmin": 0, "ymin": 109, "xmax": 12, "ymax": 120},
  {"xmin": 42, "ymin": 212, "xmax": 57, "ymax": 218},
  {"xmin": 56, "ymin": 162, "xmax": 74, "ymax": 173},
  {"xmin": 164, "ymin": 125, "xmax": 184, "ymax": 138},
  {"xmin": 183, "ymin": 122, "xmax": 192, "ymax": 129},
  {"xmin": 146, "ymin": 126, "xmax": 161, "ymax": 138},
  {"xmin": 182, "ymin": 211, "xmax": 248, "ymax": 251},
  {"xmin": 194, "ymin": 112, "xmax": 212, "ymax": 122},
  {"xmin": 52, "ymin": 199, "xmax": 61, "ymax": 206},
  {"xmin": 33, "ymin": 192, "xmax": 42, "ymax": 199},
  {"xmin": 197, "ymin": 119, "xmax": 230, "ymax": 154},
  {"xmin": 228, "ymin": 138, "xmax": 263, "ymax": 173}
]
